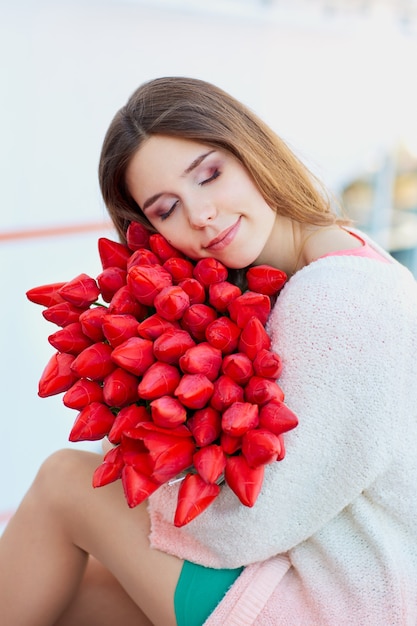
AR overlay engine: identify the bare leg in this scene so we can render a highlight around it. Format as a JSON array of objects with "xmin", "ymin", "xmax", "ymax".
[{"xmin": 0, "ymin": 449, "xmax": 183, "ymax": 626}]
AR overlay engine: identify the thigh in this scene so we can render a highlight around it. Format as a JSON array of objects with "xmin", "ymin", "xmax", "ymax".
[{"xmin": 40, "ymin": 449, "xmax": 183, "ymax": 626}]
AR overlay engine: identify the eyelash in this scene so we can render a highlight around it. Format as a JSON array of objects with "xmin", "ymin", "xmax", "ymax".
[{"xmin": 159, "ymin": 168, "xmax": 221, "ymax": 221}]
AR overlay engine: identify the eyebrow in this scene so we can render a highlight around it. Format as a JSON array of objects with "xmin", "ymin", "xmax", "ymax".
[{"xmin": 142, "ymin": 149, "xmax": 216, "ymax": 211}]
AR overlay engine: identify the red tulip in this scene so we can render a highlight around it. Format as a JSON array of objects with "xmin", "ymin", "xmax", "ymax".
[
  {"xmin": 145, "ymin": 433, "xmax": 196, "ymax": 483},
  {"xmin": 242, "ymin": 428, "xmax": 282, "ymax": 468},
  {"xmin": 154, "ymin": 285, "xmax": 190, "ymax": 321},
  {"xmin": 126, "ymin": 221, "xmax": 151, "ymax": 251},
  {"xmin": 181, "ymin": 304, "xmax": 218, "ymax": 341},
  {"xmin": 153, "ymin": 329, "xmax": 196, "ymax": 365},
  {"xmin": 246, "ymin": 265, "xmax": 287, "ymax": 296},
  {"xmin": 174, "ymin": 374, "xmax": 214, "ymax": 409},
  {"xmin": 103, "ymin": 367, "xmax": 140, "ymax": 407},
  {"xmin": 38, "ymin": 352, "xmax": 78, "ymax": 398},
  {"xmin": 174, "ymin": 473, "xmax": 221, "ymax": 527},
  {"xmin": 111, "ymin": 336, "xmax": 155, "ymax": 376},
  {"xmin": 63, "ymin": 378, "xmax": 104, "ymax": 409},
  {"xmin": 193, "ymin": 445, "xmax": 226, "ymax": 484},
  {"xmin": 126, "ymin": 248, "xmax": 160, "ymax": 271},
  {"xmin": 58, "ymin": 274, "xmax": 101, "ymax": 308},
  {"xmin": 187, "ymin": 406, "xmax": 222, "ymax": 447},
  {"xmin": 26, "ymin": 282, "xmax": 66, "ymax": 307},
  {"xmin": 179, "ymin": 342, "xmax": 223, "ymax": 381},
  {"xmin": 69, "ymin": 401, "xmax": 115, "ymax": 441},
  {"xmin": 102, "ymin": 313, "xmax": 139, "ymax": 347},
  {"xmin": 177, "ymin": 278, "xmax": 206, "ymax": 305},
  {"xmin": 149, "ymin": 233, "xmax": 183, "ymax": 262},
  {"xmin": 79, "ymin": 306, "xmax": 108, "ymax": 342},
  {"xmin": 221, "ymin": 352, "xmax": 254, "ymax": 385},
  {"xmin": 210, "ymin": 375, "xmax": 244, "ymax": 412},
  {"xmin": 228, "ymin": 291, "xmax": 271, "ymax": 328},
  {"xmin": 108, "ymin": 404, "xmax": 151, "ymax": 444},
  {"xmin": 137, "ymin": 314, "xmax": 179, "ymax": 341},
  {"xmin": 150, "ymin": 396, "xmax": 187, "ymax": 428},
  {"xmin": 138, "ymin": 362, "xmax": 181, "ymax": 400},
  {"xmin": 221, "ymin": 401, "xmax": 259, "ymax": 437},
  {"xmin": 71, "ymin": 342, "xmax": 115, "ymax": 381},
  {"xmin": 42, "ymin": 302, "xmax": 87, "ymax": 327},
  {"xmin": 238, "ymin": 316, "xmax": 271, "ymax": 360},
  {"xmin": 127, "ymin": 264, "xmax": 172, "ymax": 306},
  {"xmin": 208, "ymin": 281, "xmax": 241, "ymax": 312},
  {"xmin": 97, "ymin": 266, "xmax": 127, "ymax": 303},
  {"xmin": 245, "ymin": 376, "xmax": 285, "ymax": 406},
  {"xmin": 48, "ymin": 322, "xmax": 93, "ymax": 355},
  {"xmin": 225, "ymin": 455, "xmax": 264, "ymax": 507},
  {"xmin": 121, "ymin": 465, "xmax": 161, "ymax": 508},
  {"xmin": 258, "ymin": 399, "xmax": 299, "ymax": 435},
  {"xmin": 98, "ymin": 237, "xmax": 131, "ymax": 270},
  {"xmin": 193, "ymin": 258, "xmax": 228, "ymax": 286},
  {"xmin": 220, "ymin": 432, "xmax": 242, "ymax": 455},
  {"xmin": 163, "ymin": 257, "xmax": 195, "ymax": 283},
  {"xmin": 93, "ymin": 445, "xmax": 124, "ymax": 487},
  {"xmin": 205, "ymin": 316, "xmax": 241, "ymax": 354},
  {"xmin": 108, "ymin": 285, "xmax": 147, "ymax": 319},
  {"xmin": 252, "ymin": 349, "xmax": 282, "ymax": 379}
]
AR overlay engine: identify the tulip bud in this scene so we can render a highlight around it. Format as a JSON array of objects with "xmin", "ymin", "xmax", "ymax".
[
  {"xmin": 42, "ymin": 302, "xmax": 87, "ymax": 327},
  {"xmin": 121, "ymin": 465, "xmax": 161, "ymax": 508},
  {"xmin": 193, "ymin": 258, "xmax": 228, "ymax": 286},
  {"xmin": 220, "ymin": 432, "xmax": 242, "ymax": 455},
  {"xmin": 252, "ymin": 349, "xmax": 282, "ymax": 379},
  {"xmin": 63, "ymin": 378, "xmax": 104, "ymax": 409},
  {"xmin": 38, "ymin": 352, "xmax": 78, "ymax": 398},
  {"xmin": 153, "ymin": 329, "xmax": 196, "ymax": 364},
  {"xmin": 246, "ymin": 265, "xmax": 287, "ymax": 296},
  {"xmin": 138, "ymin": 362, "xmax": 181, "ymax": 400},
  {"xmin": 163, "ymin": 257, "xmax": 195, "ymax": 283},
  {"xmin": 58, "ymin": 273, "xmax": 101, "ymax": 308},
  {"xmin": 92, "ymin": 445, "xmax": 124, "ymax": 487},
  {"xmin": 210, "ymin": 375, "xmax": 244, "ymax": 412},
  {"xmin": 245, "ymin": 376, "xmax": 285, "ymax": 406},
  {"xmin": 79, "ymin": 306, "xmax": 108, "ymax": 342},
  {"xmin": 145, "ymin": 433, "xmax": 196, "ymax": 483},
  {"xmin": 97, "ymin": 266, "xmax": 127, "ymax": 303},
  {"xmin": 174, "ymin": 473, "xmax": 221, "ymax": 527},
  {"xmin": 205, "ymin": 316, "xmax": 241, "ymax": 354},
  {"xmin": 149, "ymin": 233, "xmax": 183, "ymax": 262},
  {"xmin": 26, "ymin": 282, "xmax": 66, "ymax": 307},
  {"xmin": 221, "ymin": 401, "xmax": 259, "ymax": 437},
  {"xmin": 137, "ymin": 314, "xmax": 179, "ymax": 341},
  {"xmin": 48, "ymin": 322, "xmax": 92, "ymax": 355},
  {"xmin": 111, "ymin": 336, "xmax": 155, "ymax": 376},
  {"xmin": 174, "ymin": 373, "xmax": 214, "ymax": 409},
  {"xmin": 181, "ymin": 304, "xmax": 218, "ymax": 341},
  {"xmin": 242, "ymin": 428, "xmax": 282, "ymax": 468},
  {"xmin": 177, "ymin": 278, "xmax": 206, "ymax": 305},
  {"xmin": 238, "ymin": 316, "xmax": 271, "ymax": 361},
  {"xmin": 71, "ymin": 342, "xmax": 115, "ymax": 381},
  {"xmin": 228, "ymin": 291, "xmax": 271, "ymax": 328},
  {"xmin": 208, "ymin": 281, "xmax": 241, "ymax": 312},
  {"xmin": 179, "ymin": 342, "xmax": 222, "ymax": 381},
  {"xmin": 221, "ymin": 352, "xmax": 254, "ymax": 385},
  {"xmin": 126, "ymin": 221, "xmax": 151, "ymax": 251},
  {"xmin": 258, "ymin": 399, "xmax": 299, "ymax": 435},
  {"xmin": 154, "ymin": 285, "xmax": 190, "ymax": 321},
  {"xmin": 193, "ymin": 445, "xmax": 226, "ymax": 484},
  {"xmin": 98, "ymin": 237, "xmax": 131, "ymax": 270},
  {"xmin": 108, "ymin": 404, "xmax": 151, "ymax": 444},
  {"xmin": 108, "ymin": 285, "xmax": 148, "ymax": 319},
  {"xmin": 69, "ymin": 401, "xmax": 115, "ymax": 442},
  {"xmin": 126, "ymin": 248, "xmax": 160, "ymax": 271},
  {"xmin": 187, "ymin": 406, "xmax": 222, "ymax": 447},
  {"xmin": 225, "ymin": 455, "xmax": 264, "ymax": 507},
  {"xmin": 102, "ymin": 313, "xmax": 139, "ymax": 347},
  {"xmin": 128, "ymin": 264, "xmax": 172, "ymax": 306},
  {"xmin": 150, "ymin": 396, "xmax": 187, "ymax": 428},
  {"xmin": 103, "ymin": 367, "xmax": 140, "ymax": 407}
]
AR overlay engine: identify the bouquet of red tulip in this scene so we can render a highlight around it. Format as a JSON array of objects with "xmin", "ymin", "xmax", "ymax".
[{"xmin": 26, "ymin": 221, "xmax": 298, "ymax": 526}]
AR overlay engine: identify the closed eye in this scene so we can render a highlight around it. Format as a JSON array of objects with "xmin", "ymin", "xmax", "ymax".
[
  {"xmin": 199, "ymin": 169, "xmax": 220, "ymax": 186},
  {"xmin": 160, "ymin": 200, "xmax": 178, "ymax": 221}
]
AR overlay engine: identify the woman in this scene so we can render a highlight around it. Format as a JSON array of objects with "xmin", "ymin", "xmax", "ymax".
[{"xmin": 1, "ymin": 76, "xmax": 416, "ymax": 625}]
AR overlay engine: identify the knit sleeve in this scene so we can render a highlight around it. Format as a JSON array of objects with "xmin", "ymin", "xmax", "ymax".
[{"xmin": 148, "ymin": 257, "xmax": 417, "ymax": 568}]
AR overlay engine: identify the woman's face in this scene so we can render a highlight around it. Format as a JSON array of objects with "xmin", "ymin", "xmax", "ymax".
[{"xmin": 125, "ymin": 135, "xmax": 277, "ymax": 269}]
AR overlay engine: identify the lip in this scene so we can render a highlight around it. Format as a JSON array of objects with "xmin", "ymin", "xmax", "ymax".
[{"xmin": 205, "ymin": 217, "xmax": 241, "ymax": 251}]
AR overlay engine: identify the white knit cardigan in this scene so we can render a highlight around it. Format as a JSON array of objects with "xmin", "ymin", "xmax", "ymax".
[{"xmin": 148, "ymin": 242, "xmax": 417, "ymax": 625}]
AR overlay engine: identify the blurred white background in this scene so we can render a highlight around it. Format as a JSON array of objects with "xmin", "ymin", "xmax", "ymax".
[{"xmin": 1, "ymin": 0, "xmax": 417, "ymax": 530}]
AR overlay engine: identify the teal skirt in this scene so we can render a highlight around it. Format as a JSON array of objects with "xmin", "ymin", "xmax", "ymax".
[{"xmin": 174, "ymin": 560, "xmax": 244, "ymax": 626}]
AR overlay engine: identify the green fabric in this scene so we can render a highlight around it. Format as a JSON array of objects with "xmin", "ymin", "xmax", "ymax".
[{"xmin": 174, "ymin": 560, "xmax": 244, "ymax": 626}]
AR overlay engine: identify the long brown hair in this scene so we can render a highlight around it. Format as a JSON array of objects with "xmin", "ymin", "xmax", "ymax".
[{"xmin": 99, "ymin": 76, "xmax": 346, "ymax": 243}]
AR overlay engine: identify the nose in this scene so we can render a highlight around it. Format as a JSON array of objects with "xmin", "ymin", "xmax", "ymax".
[{"xmin": 186, "ymin": 200, "xmax": 217, "ymax": 229}]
